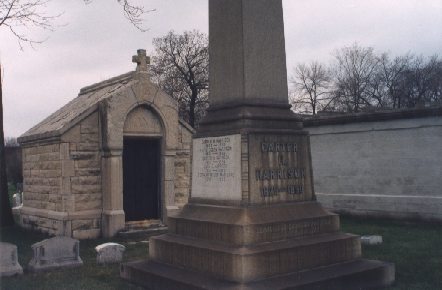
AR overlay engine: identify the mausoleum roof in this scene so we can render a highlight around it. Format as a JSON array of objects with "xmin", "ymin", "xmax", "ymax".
[{"xmin": 19, "ymin": 71, "xmax": 136, "ymax": 143}]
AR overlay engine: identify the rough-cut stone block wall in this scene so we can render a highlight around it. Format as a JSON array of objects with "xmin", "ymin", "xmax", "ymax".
[
  {"xmin": 19, "ymin": 112, "xmax": 102, "ymax": 238},
  {"xmin": 305, "ymin": 113, "xmax": 442, "ymax": 222},
  {"xmin": 19, "ymin": 142, "xmax": 70, "ymax": 235},
  {"xmin": 22, "ymin": 143, "xmax": 61, "ymax": 212},
  {"xmin": 174, "ymin": 123, "xmax": 193, "ymax": 207},
  {"xmin": 61, "ymin": 112, "xmax": 102, "ymax": 238}
]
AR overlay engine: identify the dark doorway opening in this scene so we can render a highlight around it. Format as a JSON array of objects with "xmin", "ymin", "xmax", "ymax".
[{"xmin": 123, "ymin": 138, "xmax": 161, "ymax": 222}]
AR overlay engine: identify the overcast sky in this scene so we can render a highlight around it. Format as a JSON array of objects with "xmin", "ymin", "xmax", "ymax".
[{"xmin": 1, "ymin": 0, "xmax": 441, "ymax": 137}]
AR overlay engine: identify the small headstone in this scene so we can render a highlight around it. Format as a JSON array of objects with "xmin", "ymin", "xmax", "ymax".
[
  {"xmin": 28, "ymin": 236, "xmax": 83, "ymax": 272},
  {"xmin": 361, "ymin": 235, "xmax": 383, "ymax": 245},
  {"xmin": 95, "ymin": 243, "xmax": 126, "ymax": 264},
  {"xmin": 0, "ymin": 242, "xmax": 23, "ymax": 276},
  {"xmin": 12, "ymin": 193, "xmax": 22, "ymax": 207}
]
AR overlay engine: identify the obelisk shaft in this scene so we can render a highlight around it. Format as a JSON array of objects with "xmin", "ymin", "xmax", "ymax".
[{"xmin": 209, "ymin": 0, "xmax": 289, "ymax": 107}]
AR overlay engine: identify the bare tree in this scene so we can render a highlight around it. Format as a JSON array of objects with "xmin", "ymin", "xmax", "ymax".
[
  {"xmin": 4, "ymin": 136, "xmax": 18, "ymax": 146},
  {"xmin": 1, "ymin": 0, "xmax": 153, "ymax": 49},
  {"xmin": 291, "ymin": 45, "xmax": 441, "ymax": 114},
  {"xmin": 4, "ymin": 136, "xmax": 22, "ymax": 186},
  {"xmin": 290, "ymin": 62, "xmax": 332, "ymax": 115},
  {"xmin": 398, "ymin": 55, "xmax": 442, "ymax": 108},
  {"xmin": 376, "ymin": 53, "xmax": 413, "ymax": 108},
  {"xmin": 151, "ymin": 30, "xmax": 209, "ymax": 127},
  {"xmin": 332, "ymin": 43, "xmax": 381, "ymax": 112},
  {"xmin": 0, "ymin": 63, "xmax": 14, "ymax": 227},
  {"xmin": 0, "ymin": 0, "xmax": 62, "ymax": 49},
  {"xmin": 86, "ymin": 0, "xmax": 154, "ymax": 32}
]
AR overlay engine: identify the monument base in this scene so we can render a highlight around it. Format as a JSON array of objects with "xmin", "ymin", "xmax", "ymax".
[
  {"xmin": 121, "ymin": 202, "xmax": 394, "ymax": 289},
  {"xmin": 121, "ymin": 259, "xmax": 394, "ymax": 290}
]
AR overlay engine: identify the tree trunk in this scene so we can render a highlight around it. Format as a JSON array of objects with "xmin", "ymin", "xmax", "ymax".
[
  {"xmin": 0, "ymin": 64, "xmax": 15, "ymax": 227},
  {"xmin": 189, "ymin": 89, "xmax": 197, "ymax": 128}
]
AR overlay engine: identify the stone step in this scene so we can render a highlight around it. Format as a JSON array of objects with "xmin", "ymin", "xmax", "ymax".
[
  {"xmin": 118, "ymin": 223, "xmax": 168, "ymax": 240},
  {"xmin": 124, "ymin": 220, "xmax": 162, "ymax": 230},
  {"xmin": 168, "ymin": 202, "xmax": 340, "ymax": 245},
  {"xmin": 149, "ymin": 232, "xmax": 361, "ymax": 282},
  {"xmin": 121, "ymin": 259, "xmax": 395, "ymax": 290}
]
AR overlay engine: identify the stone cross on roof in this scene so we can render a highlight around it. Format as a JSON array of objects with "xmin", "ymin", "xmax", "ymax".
[{"xmin": 132, "ymin": 49, "xmax": 150, "ymax": 72}]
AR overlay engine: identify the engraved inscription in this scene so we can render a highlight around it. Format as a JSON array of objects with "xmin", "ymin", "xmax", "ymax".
[
  {"xmin": 248, "ymin": 134, "xmax": 312, "ymax": 203},
  {"xmin": 253, "ymin": 217, "xmax": 333, "ymax": 241},
  {"xmin": 198, "ymin": 137, "xmax": 234, "ymax": 183},
  {"xmin": 260, "ymin": 185, "xmax": 304, "ymax": 197},
  {"xmin": 192, "ymin": 134, "xmax": 242, "ymax": 200},
  {"xmin": 255, "ymin": 168, "xmax": 305, "ymax": 180},
  {"xmin": 123, "ymin": 107, "xmax": 162, "ymax": 134},
  {"xmin": 258, "ymin": 138, "xmax": 304, "ymax": 197},
  {"xmin": 261, "ymin": 142, "xmax": 297, "ymax": 153}
]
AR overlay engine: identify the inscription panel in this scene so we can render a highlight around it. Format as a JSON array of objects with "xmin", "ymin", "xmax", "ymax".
[
  {"xmin": 247, "ymin": 216, "xmax": 337, "ymax": 244},
  {"xmin": 192, "ymin": 134, "xmax": 242, "ymax": 200},
  {"xmin": 249, "ymin": 133, "xmax": 314, "ymax": 203}
]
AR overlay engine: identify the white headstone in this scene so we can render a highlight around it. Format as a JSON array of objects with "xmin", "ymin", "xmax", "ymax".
[
  {"xmin": 12, "ymin": 193, "xmax": 22, "ymax": 208},
  {"xmin": 28, "ymin": 236, "xmax": 83, "ymax": 272},
  {"xmin": 95, "ymin": 242, "xmax": 126, "ymax": 264},
  {"xmin": 0, "ymin": 242, "xmax": 23, "ymax": 276},
  {"xmin": 361, "ymin": 235, "xmax": 383, "ymax": 245}
]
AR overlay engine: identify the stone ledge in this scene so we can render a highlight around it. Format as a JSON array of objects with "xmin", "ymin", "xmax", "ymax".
[
  {"xmin": 170, "ymin": 215, "xmax": 338, "ymax": 245},
  {"xmin": 304, "ymin": 106, "xmax": 442, "ymax": 127},
  {"xmin": 168, "ymin": 202, "xmax": 339, "ymax": 245},
  {"xmin": 316, "ymin": 193, "xmax": 442, "ymax": 223},
  {"xmin": 121, "ymin": 259, "xmax": 394, "ymax": 290},
  {"xmin": 17, "ymin": 207, "xmax": 102, "ymax": 220},
  {"xmin": 171, "ymin": 202, "xmax": 336, "ymax": 225},
  {"xmin": 73, "ymin": 228, "xmax": 101, "ymax": 239},
  {"xmin": 168, "ymin": 203, "xmax": 340, "ymax": 245},
  {"xmin": 150, "ymin": 232, "xmax": 361, "ymax": 282}
]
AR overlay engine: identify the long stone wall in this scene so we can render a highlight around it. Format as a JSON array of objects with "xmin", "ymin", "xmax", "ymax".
[{"xmin": 304, "ymin": 107, "xmax": 442, "ymax": 222}]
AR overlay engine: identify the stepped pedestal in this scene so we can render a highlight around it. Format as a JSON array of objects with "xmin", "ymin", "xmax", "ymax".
[{"xmin": 121, "ymin": 202, "xmax": 394, "ymax": 289}]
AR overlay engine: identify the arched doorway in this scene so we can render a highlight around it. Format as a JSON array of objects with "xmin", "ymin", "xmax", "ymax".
[
  {"xmin": 123, "ymin": 137, "xmax": 161, "ymax": 221},
  {"xmin": 122, "ymin": 106, "xmax": 164, "ymax": 223}
]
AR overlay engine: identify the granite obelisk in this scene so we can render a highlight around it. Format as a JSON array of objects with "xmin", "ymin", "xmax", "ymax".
[{"xmin": 121, "ymin": 1, "xmax": 395, "ymax": 289}]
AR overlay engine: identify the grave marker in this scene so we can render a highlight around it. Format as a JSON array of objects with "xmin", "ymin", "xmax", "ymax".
[
  {"xmin": 12, "ymin": 192, "xmax": 22, "ymax": 207},
  {"xmin": 95, "ymin": 242, "xmax": 126, "ymax": 264},
  {"xmin": 0, "ymin": 242, "xmax": 23, "ymax": 277},
  {"xmin": 28, "ymin": 236, "xmax": 83, "ymax": 272}
]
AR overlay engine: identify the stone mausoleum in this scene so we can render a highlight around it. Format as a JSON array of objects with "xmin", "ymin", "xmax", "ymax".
[{"xmin": 15, "ymin": 50, "xmax": 194, "ymax": 239}]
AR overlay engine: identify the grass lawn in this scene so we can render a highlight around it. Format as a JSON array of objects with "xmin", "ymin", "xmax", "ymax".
[
  {"xmin": 0, "ymin": 227, "xmax": 146, "ymax": 290},
  {"xmin": 341, "ymin": 217, "xmax": 442, "ymax": 290},
  {"xmin": 1, "ymin": 217, "xmax": 441, "ymax": 290}
]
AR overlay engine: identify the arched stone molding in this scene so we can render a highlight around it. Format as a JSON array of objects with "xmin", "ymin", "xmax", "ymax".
[
  {"xmin": 123, "ymin": 106, "xmax": 163, "ymax": 136},
  {"xmin": 100, "ymin": 83, "xmax": 179, "ymax": 237}
]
